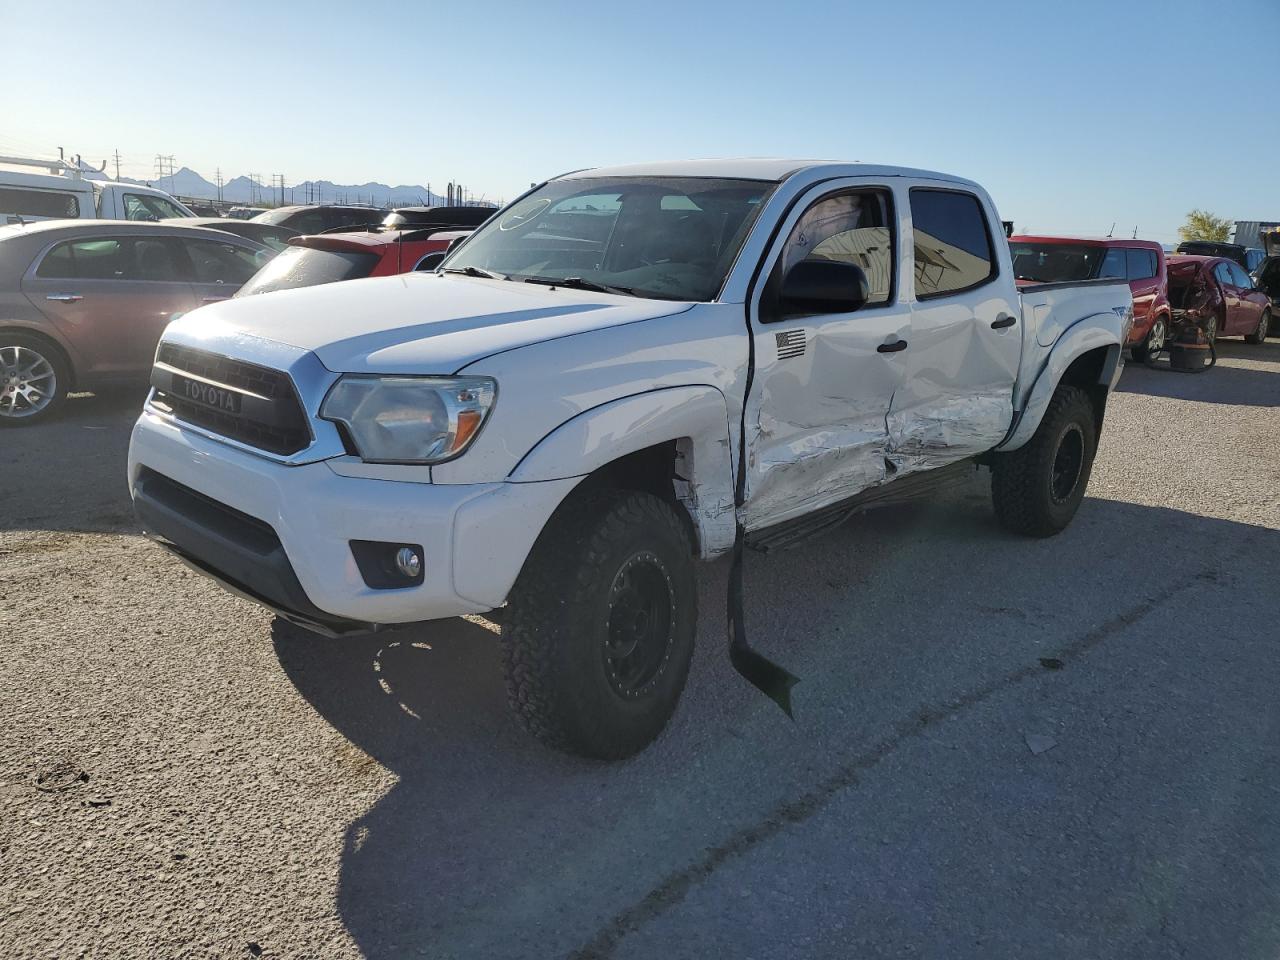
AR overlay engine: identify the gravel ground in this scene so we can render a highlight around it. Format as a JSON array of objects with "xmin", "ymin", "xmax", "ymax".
[{"xmin": 2, "ymin": 341, "xmax": 1278, "ymax": 959}]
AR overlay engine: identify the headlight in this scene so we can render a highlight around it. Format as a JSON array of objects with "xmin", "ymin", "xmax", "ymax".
[{"xmin": 321, "ymin": 375, "xmax": 496, "ymax": 464}]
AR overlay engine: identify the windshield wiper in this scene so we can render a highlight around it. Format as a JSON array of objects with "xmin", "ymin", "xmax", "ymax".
[
  {"xmin": 443, "ymin": 265, "xmax": 505, "ymax": 280},
  {"xmin": 521, "ymin": 275, "xmax": 635, "ymax": 296}
]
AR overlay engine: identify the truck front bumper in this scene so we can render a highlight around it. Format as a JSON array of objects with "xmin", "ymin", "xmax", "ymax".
[{"xmin": 127, "ymin": 410, "xmax": 579, "ymax": 633}]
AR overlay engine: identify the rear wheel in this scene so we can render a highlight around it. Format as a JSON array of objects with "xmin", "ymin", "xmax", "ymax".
[
  {"xmin": 1131, "ymin": 315, "xmax": 1167, "ymax": 364},
  {"xmin": 1245, "ymin": 309, "xmax": 1271, "ymax": 345},
  {"xmin": 991, "ymin": 385, "xmax": 1097, "ymax": 538},
  {"xmin": 0, "ymin": 334, "xmax": 69, "ymax": 426},
  {"xmin": 502, "ymin": 489, "xmax": 697, "ymax": 760}
]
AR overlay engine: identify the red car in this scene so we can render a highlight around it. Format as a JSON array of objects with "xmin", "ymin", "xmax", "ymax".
[
  {"xmin": 236, "ymin": 227, "xmax": 470, "ymax": 298},
  {"xmin": 1009, "ymin": 236, "xmax": 1170, "ymax": 361},
  {"xmin": 1166, "ymin": 255, "xmax": 1272, "ymax": 344}
]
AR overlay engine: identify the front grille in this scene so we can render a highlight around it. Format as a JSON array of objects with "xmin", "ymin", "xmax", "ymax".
[{"xmin": 152, "ymin": 344, "xmax": 310, "ymax": 456}]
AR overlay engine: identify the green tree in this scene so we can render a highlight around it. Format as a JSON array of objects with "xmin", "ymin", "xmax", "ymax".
[{"xmin": 1178, "ymin": 209, "xmax": 1232, "ymax": 243}]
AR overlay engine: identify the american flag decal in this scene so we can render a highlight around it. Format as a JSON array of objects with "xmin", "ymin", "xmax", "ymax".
[{"xmin": 775, "ymin": 329, "xmax": 806, "ymax": 360}]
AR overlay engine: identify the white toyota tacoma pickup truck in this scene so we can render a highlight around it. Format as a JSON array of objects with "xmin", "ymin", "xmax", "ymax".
[{"xmin": 128, "ymin": 160, "xmax": 1132, "ymax": 759}]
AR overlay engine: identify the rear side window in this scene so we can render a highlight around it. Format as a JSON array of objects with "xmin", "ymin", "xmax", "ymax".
[
  {"xmin": 183, "ymin": 239, "xmax": 268, "ymax": 284},
  {"xmin": 1228, "ymin": 262, "xmax": 1253, "ymax": 288},
  {"xmin": 909, "ymin": 189, "xmax": 996, "ymax": 299},
  {"xmin": 0, "ymin": 187, "xmax": 79, "ymax": 220},
  {"xmin": 35, "ymin": 237, "xmax": 182, "ymax": 281},
  {"xmin": 236, "ymin": 245, "xmax": 378, "ymax": 297},
  {"xmin": 1098, "ymin": 248, "xmax": 1127, "ymax": 280},
  {"xmin": 1125, "ymin": 248, "xmax": 1157, "ymax": 280},
  {"xmin": 1212, "ymin": 262, "xmax": 1233, "ymax": 287},
  {"xmin": 780, "ymin": 189, "xmax": 894, "ymax": 306}
]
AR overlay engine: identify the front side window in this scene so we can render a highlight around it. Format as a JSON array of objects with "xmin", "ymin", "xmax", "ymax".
[
  {"xmin": 1213, "ymin": 262, "xmax": 1234, "ymax": 288},
  {"xmin": 909, "ymin": 189, "xmax": 996, "ymax": 299},
  {"xmin": 1126, "ymin": 248, "xmax": 1157, "ymax": 281},
  {"xmin": 1228, "ymin": 262, "xmax": 1253, "ymax": 289},
  {"xmin": 0, "ymin": 187, "xmax": 79, "ymax": 219},
  {"xmin": 123, "ymin": 193, "xmax": 187, "ymax": 221},
  {"xmin": 183, "ymin": 239, "xmax": 268, "ymax": 284},
  {"xmin": 780, "ymin": 190, "xmax": 894, "ymax": 306},
  {"xmin": 35, "ymin": 237, "xmax": 180, "ymax": 281},
  {"xmin": 443, "ymin": 176, "xmax": 776, "ymax": 302}
]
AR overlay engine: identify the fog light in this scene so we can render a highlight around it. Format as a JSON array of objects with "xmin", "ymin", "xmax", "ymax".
[
  {"xmin": 395, "ymin": 547, "xmax": 422, "ymax": 579},
  {"xmin": 349, "ymin": 540, "xmax": 425, "ymax": 589}
]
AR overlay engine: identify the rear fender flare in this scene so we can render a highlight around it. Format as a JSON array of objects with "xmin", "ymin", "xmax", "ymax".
[
  {"xmin": 997, "ymin": 316, "xmax": 1122, "ymax": 452},
  {"xmin": 508, "ymin": 385, "xmax": 736, "ymax": 557}
]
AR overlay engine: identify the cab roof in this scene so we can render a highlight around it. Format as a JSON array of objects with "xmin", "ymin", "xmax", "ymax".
[{"xmin": 559, "ymin": 158, "xmax": 974, "ymax": 186}]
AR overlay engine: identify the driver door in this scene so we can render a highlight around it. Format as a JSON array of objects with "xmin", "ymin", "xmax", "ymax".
[{"xmin": 743, "ymin": 182, "xmax": 910, "ymax": 530}]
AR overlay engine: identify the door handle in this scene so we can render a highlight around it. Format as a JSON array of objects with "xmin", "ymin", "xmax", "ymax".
[
  {"xmin": 877, "ymin": 339, "xmax": 908, "ymax": 353},
  {"xmin": 201, "ymin": 296, "xmax": 230, "ymax": 303},
  {"xmin": 45, "ymin": 294, "xmax": 83, "ymax": 303},
  {"xmin": 991, "ymin": 314, "xmax": 1017, "ymax": 329}
]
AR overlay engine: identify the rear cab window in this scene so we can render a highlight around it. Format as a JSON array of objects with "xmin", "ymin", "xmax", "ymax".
[
  {"xmin": 909, "ymin": 188, "xmax": 996, "ymax": 299},
  {"xmin": 1009, "ymin": 243, "xmax": 1106, "ymax": 283}
]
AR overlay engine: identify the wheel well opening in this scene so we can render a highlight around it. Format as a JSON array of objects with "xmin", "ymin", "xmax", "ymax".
[
  {"xmin": 1060, "ymin": 346, "xmax": 1111, "ymax": 436},
  {"xmin": 571, "ymin": 440, "xmax": 699, "ymax": 549},
  {"xmin": 0, "ymin": 327, "xmax": 76, "ymax": 390}
]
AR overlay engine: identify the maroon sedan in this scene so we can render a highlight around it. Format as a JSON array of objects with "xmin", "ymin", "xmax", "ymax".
[
  {"xmin": 0, "ymin": 219, "xmax": 272, "ymax": 424},
  {"xmin": 1167, "ymin": 254, "xmax": 1272, "ymax": 345}
]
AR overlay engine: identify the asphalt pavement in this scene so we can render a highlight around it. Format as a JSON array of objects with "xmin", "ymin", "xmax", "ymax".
[{"xmin": 2, "ymin": 341, "xmax": 1278, "ymax": 959}]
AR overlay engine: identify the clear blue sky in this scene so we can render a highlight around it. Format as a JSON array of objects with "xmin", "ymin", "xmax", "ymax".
[{"xmin": 2, "ymin": 0, "xmax": 1276, "ymax": 242}]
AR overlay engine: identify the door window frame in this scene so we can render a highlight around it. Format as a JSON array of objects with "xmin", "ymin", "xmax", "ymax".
[
  {"xmin": 907, "ymin": 186, "xmax": 999, "ymax": 301},
  {"xmin": 756, "ymin": 183, "xmax": 899, "ymax": 324}
]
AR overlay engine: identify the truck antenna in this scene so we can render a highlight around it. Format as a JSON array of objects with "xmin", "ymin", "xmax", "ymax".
[{"xmin": 1106, "ymin": 222, "xmax": 1115, "ymax": 238}]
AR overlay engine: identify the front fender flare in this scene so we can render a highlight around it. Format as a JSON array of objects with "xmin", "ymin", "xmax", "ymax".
[
  {"xmin": 509, "ymin": 385, "xmax": 737, "ymax": 557},
  {"xmin": 997, "ymin": 316, "xmax": 1123, "ymax": 452}
]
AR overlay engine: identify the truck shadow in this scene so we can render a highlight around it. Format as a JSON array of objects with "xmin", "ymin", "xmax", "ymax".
[
  {"xmin": 272, "ymin": 489, "xmax": 1280, "ymax": 959},
  {"xmin": 1116, "ymin": 340, "xmax": 1280, "ymax": 407}
]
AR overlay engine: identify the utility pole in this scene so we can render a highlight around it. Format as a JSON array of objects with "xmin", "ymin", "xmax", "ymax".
[
  {"xmin": 112, "ymin": 149, "xmax": 122, "ymax": 181},
  {"xmin": 215, "ymin": 167, "xmax": 224, "ymax": 203},
  {"xmin": 153, "ymin": 154, "xmax": 176, "ymax": 193},
  {"xmin": 248, "ymin": 173, "xmax": 262, "ymax": 205}
]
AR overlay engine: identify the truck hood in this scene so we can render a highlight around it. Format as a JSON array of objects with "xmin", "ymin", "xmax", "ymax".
[{"xmin": 168, "ymin": 273, "xmax": 692, "ymax": 374}]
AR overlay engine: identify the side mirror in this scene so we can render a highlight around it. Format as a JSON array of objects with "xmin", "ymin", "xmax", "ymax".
[{"xmin": 781, "ymin": 259, "xmax": 870, "ymax": 315}]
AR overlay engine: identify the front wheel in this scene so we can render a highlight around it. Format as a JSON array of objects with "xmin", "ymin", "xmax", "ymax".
[
  {"xmin": 1245, "ymin": 309, "xmax": 1271, "ymax": 345},
  {"xmin": 502, "ymin": 489, "xmax": 697, "ymax": 760},
  {"xmin": 1131, "ymin": 315, "xmax": 1168, "ymax": 364},
  {"xmin": 991, "ymin": 385, "xmax": 1098, "ymax": 538},
  {"xmin": 0, "ymin": 334, "xmax": 69, "ymax": 426}
]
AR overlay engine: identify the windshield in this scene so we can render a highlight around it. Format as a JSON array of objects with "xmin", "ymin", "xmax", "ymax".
[
  {"xmin": 441, "ymin": 176, "xmax": 776, "ymax": 301},
  {"xmin": 1009, "ymin": 242, "xmax": 1108, "ymax": 283},
  {"xmin": 235, "ymin": 245, "xmax": 379, "ymax": 297}
]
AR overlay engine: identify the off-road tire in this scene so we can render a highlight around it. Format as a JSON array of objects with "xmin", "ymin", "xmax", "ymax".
[
  {"xmin": 502, "ymin": 489, "xmax": 697, "ymax": 760},
  {"xmin": 0, "ymin": 332, "xmax": 70, "ymax": 426},
  {"xmin": 992, "ymin": 385, "xmax": 1097, "ymax": 538},
  {"xmin": 1245, "ymin": 309, "xmax": 1271, "ymax": 345}
]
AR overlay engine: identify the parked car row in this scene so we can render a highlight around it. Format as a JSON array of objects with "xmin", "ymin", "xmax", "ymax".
[{"xmin": 1010, "ymin": 233, "xmax": 1278, "ymax": 356}]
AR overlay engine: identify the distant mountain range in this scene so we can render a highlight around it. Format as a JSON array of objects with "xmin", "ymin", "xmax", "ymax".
[{"xmin": 81, "ymin": 163, "xmax": 489, "ymax": 208}]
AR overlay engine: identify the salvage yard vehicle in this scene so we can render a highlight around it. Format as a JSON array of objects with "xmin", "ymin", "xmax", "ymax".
[
  {"xmin": 252, "ymin": 204, "xmax": 387, "ymax": 234},
  {"xmin": 1175, "ymin": 240, "xmax": 1267, "ymax": 275},
  {"xmin": 1166, "ymin": 255, "xmax": 1272, "ymax": 344},
  {"xmin": 380, "ymin": 205, "xmax": 496, "ymax": 231},
  {"xmin": 127, "ymin": 160, "xmax": 1132, "ymax": 759},
  {"xmin": 0, "ymin": 220, "xmax": 271, "ymax": 423},
  {"xmin": 235, "ymin": 227, "xmax": 471, "ymax": 298},
  {"xmin": 1010, "ymin": 235, "xmax": 1169, "ymax": 361},
  {"xmin": 173, "ymin": 217, "xmax": 301, "ymax": 253},
  {"xmin": 1, "ymin": 155, "xmax": 196, "ymax": 224}
]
